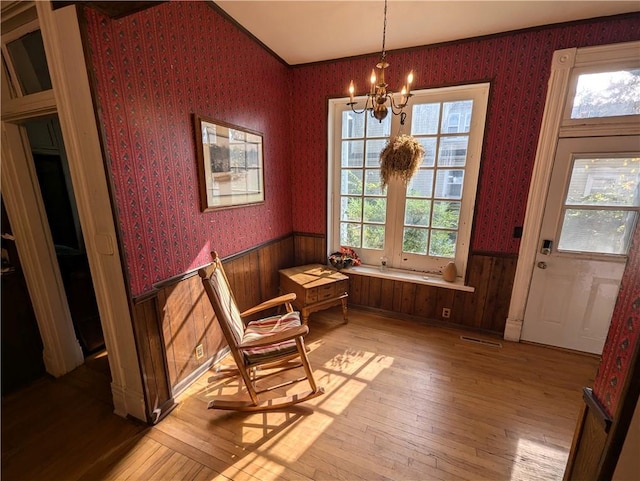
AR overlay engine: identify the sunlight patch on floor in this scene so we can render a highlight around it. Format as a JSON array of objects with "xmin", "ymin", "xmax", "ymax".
[
  {"xmin": 510, "ymin": 437, "xmax": 567, "ymax": 481},
  {"xmin": 222, "ymin": 348, "xmax": 395, "ymax": 474}
]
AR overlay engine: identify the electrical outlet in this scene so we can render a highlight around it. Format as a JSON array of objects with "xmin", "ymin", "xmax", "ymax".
[
  {"xmin": 195, "ymin": 344, "xmax": 204, "ymax": 359},
  {"xmin": 442, "ymin": 308, "xmax": 451, "ymax": 319}
]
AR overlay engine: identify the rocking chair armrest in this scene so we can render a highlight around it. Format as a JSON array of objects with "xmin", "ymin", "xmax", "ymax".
[
  {"xmin": 237, "ymin": 324, "xmax": 309, "ymax": 349},
  {"xmin": 240, "ymin": 293, "xmax": 297, "ymax": 317}
]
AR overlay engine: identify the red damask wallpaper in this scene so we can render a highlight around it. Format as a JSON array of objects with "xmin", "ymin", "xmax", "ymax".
[
  {"xmin": 593, "ymin": 221, "xmax": 640, "ymax": 418},
  {"xmin": 84, "ymin": 2, "xmax": 293, "ymax": 296},
  {"xmin": 291, "ymin": 14, "xmax": 640, "ymax": 253}
]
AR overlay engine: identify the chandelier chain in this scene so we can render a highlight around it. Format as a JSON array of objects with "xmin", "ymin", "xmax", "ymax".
[{"xmin": 381, "ymin": 0, "xmax": 387, "ymax": 61}]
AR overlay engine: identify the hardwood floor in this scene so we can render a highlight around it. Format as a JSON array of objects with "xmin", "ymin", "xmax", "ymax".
[{"xmin": 1, "ymin": 307, "xmax": 598, "ymax": 481}]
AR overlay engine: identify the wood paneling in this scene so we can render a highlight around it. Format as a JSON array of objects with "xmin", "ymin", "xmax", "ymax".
[
  {"xmin": 564, "ymin": 405, "xmax": 609, "ymax": 480},
  {"xmin": 131, "ymin": 236, "xmax": 298, "ymax": 422},
  {"xmin": 293, "ymin": 232, "xmax": 325, "ymax": 266},
  {"xmin": 131, "ymin": 296, "xmax": 174, "ymax": 424},
  {"xmin": 131, "ymin": 236, "xmax": 516, "ymax": 423},
  {"xmin": 347, "ymin": 252, "xmax": 517, "ymax": 334},
  {"xmin": 293, "ymin": 233, "xmax": 517, "ymax": 334}
]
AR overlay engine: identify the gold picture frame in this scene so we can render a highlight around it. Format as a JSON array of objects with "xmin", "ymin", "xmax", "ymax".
[{"xmin": 194, "ymin": 114, "xmax": 265, "ymax": 211}]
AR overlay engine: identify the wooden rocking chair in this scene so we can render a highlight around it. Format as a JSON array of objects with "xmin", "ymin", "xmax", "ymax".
[{"xmin": 198, "ymin": 252, "xmax": 324, "ymax": 411}]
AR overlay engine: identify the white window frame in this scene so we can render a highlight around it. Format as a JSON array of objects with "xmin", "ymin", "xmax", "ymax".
[{"xmin": 327, "ymin": 83, "xmax": 490, "ymax": 283}]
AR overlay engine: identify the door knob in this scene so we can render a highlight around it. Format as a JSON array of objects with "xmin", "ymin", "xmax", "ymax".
[{"xmin": 537, "ymin": 261, "xmax": 547, "ymax": 269}]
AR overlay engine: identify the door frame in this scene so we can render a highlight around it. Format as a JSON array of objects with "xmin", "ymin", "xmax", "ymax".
[
  {"xmin": 505, "ymin": 40, "xmax": 640, "ymax": 342},
  {"xmin": 1, "ymin": 1, "xmax": 145, "ymax": 421}
]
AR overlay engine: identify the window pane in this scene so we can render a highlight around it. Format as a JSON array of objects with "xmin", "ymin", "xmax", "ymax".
[
  {"xmin": 403, "ymin": 227, "xmax": 428, "ymax": 254},
  {"xmin": 417, "ymin": 137, "xmax": 437, "ymax": 167},
  {"xmin": 363, "ymin": 198, "xmax": 386, "ymax": 223},
  {"xmin": 366, "ymin": 114, "xmax": 391, "ymax": 137},
  {"xmin": 566, "ymin": 156, "xmax": 640, "ymax": 207},
  {"xmin": 438, "ymin": 136, "xmax": 468, "ymax": 167},
  {"xmin": 341, "ymin": 141, "xmax": 364, "ymax": 167},
  {"xmin": 365, "ymin": 139, "xmax": 386, "ymax": 166},
  {"xmin": 571, "ymin": 69, "xmax": 640, "ymax": 119},
  {"xmin": 364, "ymin": 169, "xmax": 384, "ymax": 195},
  {"xmin": 342, "ymin": 111, "xmax": 364, "ymax": 138},
  {"xmin": 6, "ymin": 30, "xmax": 52, "ymax": 95},
  {"xmin": 341, "ymin": 170, "xmax": 363, "ymax": 195},
  {"xmin": 442, "ymin": 100, "xmax": 473, "ymax": 133},
  {"xmin": 558, "ymin": 209, "xmax": 636, "ymax": 254},
  {"xmin": 407, "ymin": 170, "xmax": 434, "ymax": 198},
  {"xmin": 432, "ymin": 201, "xmax": 460, "ymax": 228},
  {"xmin": 435, "ymin": 170, "xmax": 464, "ymax": 199},
  {"xmin": 411, "ymin": 103, "xmax": 440, "ymax": 135},
  {"xmin": 340, "ymin": 222, "xmax": 362, "ymax": 247},
  {"xmin": 404, "ymin": 199, "xmax": 431, "ymax": 227},
  {"xmin": 340, "ymin": 197, "xmax": 362, "ymax": 221},
  {"xmin": 363, "ymin": 224, "xmax": 385, "ymax": 249},
  {"xmin": 429, "ymin": 230, "xmax": 457, "ymax": 257}
]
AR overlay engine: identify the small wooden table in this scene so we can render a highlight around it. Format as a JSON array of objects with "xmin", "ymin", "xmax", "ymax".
[{"xmin": 279, "ymin": 264, "xmax": 349, "ymax": 324}]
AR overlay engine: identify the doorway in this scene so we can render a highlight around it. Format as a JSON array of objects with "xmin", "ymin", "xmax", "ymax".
[
  {"xmin": 507, "ymin": 41, "xmax": 640, "ymax": 353},
  {"xmin": 25, "ymin": 116, "xmax": 105, "ymax": 356}
]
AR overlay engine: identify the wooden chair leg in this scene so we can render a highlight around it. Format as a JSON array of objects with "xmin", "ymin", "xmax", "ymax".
[{"xmin": 296, "ymin": 338, "xmax": 318, "ymax": 393}]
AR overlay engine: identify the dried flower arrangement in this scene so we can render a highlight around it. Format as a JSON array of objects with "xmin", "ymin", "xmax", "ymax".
[
  {"xmin": 328, "ymin": 246, "xmax": 361, "ymax": 270},
  {"xmin": 379, "ymin": 134, "xmax": 425, "ymax": 187}
]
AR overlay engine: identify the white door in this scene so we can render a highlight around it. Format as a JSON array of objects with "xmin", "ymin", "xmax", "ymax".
[{"xmin": 522, "ymin": 135, "xmax": 640, "ymax": 354}]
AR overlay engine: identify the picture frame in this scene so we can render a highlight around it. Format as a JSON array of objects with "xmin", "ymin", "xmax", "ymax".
[{"xmin": 194, "ymin": 114, "xmax": 265, "ymax": 211}]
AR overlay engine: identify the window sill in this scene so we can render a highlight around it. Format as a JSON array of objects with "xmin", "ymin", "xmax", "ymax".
[{"xmin": 345, "ymin": 265, "xmax": 475, "ymax": 293}]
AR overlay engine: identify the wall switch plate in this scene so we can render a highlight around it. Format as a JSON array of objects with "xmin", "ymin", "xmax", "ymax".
[
  {"xmin": 195, "ymin": 344, "xmax": 204, "ymax": 359},
  {"xmin": 442, "ymin": 308, "xmax": 451, "ymax": 319}
]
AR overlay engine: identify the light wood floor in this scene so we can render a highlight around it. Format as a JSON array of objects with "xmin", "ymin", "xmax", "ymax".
[{"xmin": 2, "ymin": 307, "xmax": 598, "ymax": 481}]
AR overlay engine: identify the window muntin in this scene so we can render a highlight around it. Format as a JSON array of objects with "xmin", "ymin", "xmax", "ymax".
[
  {"xmin": 557, "ymin": 155, "xmax": 640, "ymax": 255},
  {"xmin": 330, "ymin": 84, "xmax": 490, "ymax": 277}
]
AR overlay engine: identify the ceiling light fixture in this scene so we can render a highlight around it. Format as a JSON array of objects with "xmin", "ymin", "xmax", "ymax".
[{"xmin": 347, "ymin": 0, "xmax": 414, "ymax": 123}]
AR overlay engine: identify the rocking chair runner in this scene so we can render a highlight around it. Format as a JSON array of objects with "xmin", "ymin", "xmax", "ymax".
[{"xmin": 198, "ymin": 252, "xmax": 324, "ymax": 411}]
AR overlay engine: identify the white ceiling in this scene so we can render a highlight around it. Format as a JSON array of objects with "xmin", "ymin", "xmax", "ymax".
[{"xmin": 214, "ymin": 1, "xmax": 640, "ymax": 65}]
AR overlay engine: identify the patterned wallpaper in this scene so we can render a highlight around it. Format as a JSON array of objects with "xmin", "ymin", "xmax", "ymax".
[
  {"xmin": 593, "ymin": 221, "xmax": 640, "ymax": 418},
  {"xmin": 84, "ymin": 1, "xmax": 639, "ymax": 297},
  {"xmin": 84, "ymin": 2, "xmax": 293, "ymax": 296},
  {"xmin": 291, "ymin": 14, "xmax": 640, "ymax": 253}
]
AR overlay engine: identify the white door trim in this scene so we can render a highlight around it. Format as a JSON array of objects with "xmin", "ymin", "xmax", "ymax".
[
  {"xmin": 504, "ymin": 48, "xmax": 576, "ymax": 341},
  {"xmin": 1, "ymin": 122, "xmax": 85, "ymax": 375},
  {"xmin": 505, "ymin": 40, "xmax": 640, "ymax": 342},
  {"xmin": 37, "ymin": 2, "xmax": 145, "ymax": 420}
]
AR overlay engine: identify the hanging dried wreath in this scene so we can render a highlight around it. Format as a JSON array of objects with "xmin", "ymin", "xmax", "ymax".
[{"xmin": 379, "ymin": 134, "xmax": 425, "ymax": 188}]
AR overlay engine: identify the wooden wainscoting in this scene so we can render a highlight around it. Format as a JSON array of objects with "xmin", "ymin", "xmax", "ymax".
[
  {"xmin": 131, "ymin": 236, "xmax": 517, "ymax": 423},
  {"xmin": 130, "ymin": 235, "xmax": 297, "ymax": 423},
  {"xmin": 348, "ymin": 252, "xmax": 517, "ymax": 334},
  {"xmin": 132, "ymin": 294, "xmax": 175, "ymax": 424},
  {"xmin": 293, "ymin": 232, "xmax": 326, "ymax": 266}
]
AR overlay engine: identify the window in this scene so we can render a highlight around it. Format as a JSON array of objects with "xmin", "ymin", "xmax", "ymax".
[
  {"xmin": 570, "ymin": 69, "xmax": 640, "ymax": 119},
  {"xmin": 328, "ymin": 83, "xmax": 490, "ymax": 279},
  {"xmin": 2, "ymin": 19, "xmax": 52, "ymax": 98},
  {"xmin": 558, "ymin": 155, "xmax": 640, "ymax": 255}
]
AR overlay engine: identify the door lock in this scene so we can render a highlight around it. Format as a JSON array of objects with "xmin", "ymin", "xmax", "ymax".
[{"xmin": 537, "ymin": 261, "xmax": 548, "ymax": 269}]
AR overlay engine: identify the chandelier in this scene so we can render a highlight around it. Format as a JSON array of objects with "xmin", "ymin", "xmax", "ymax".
[{"xmin": 347, "ymin": 0, "xmax": 414, "ymax": 123}]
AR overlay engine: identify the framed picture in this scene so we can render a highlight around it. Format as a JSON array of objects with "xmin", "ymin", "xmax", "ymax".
[{"xmin": 194, "ymin": 114, "xmax": 265, "ymax": 211}]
